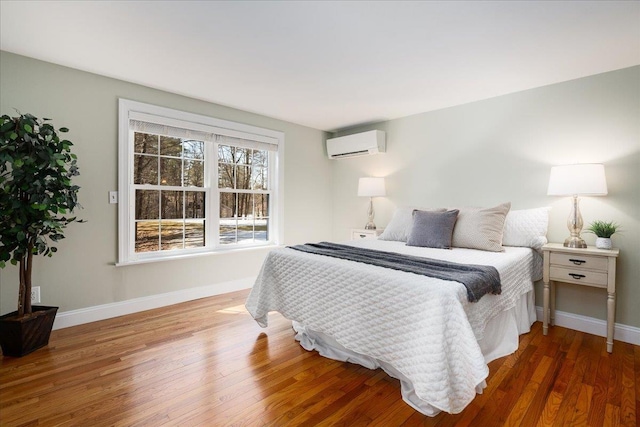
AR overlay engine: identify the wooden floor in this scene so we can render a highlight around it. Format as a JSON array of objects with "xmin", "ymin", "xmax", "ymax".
[{"xmin": 1, "ymin": 290, "xmax": 638, "ymax": 427}]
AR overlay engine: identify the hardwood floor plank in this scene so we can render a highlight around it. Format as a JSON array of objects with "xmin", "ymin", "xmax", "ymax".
[
  {"xmin": 451, "ymin": 354, "xmax": 515, "ymax": 427},
  {"xmin": 587, "ymin": 345, "xmax": 611, "ymax": 427},
  {"xmin": 520, "ymin": 352, "xmax": 565, "ymax": 427},
  {"xmin": 1, "ymin": 289, "xmax": 637, "ymax": 426},
  {"xmin": 551, "ymin": 334, "xmax": 593, "ymax": 427},
  {"xmin": 569, "ymin": 383, "xmax": 593, "ymax": 426},
  {"xmin": 492, "ymin": 336, "xmax": 547, "ymax": 425},
  {"xmin": 367, "ymin": 400, "xmax": 417, "ymax": 426},
  {"xmin": 635, "ymin": 345, "xmax": 640, "ymax": 427},
  {"xmin": 619, "ymin": 342, "xmax": 637, "ymax": 427},
  {"xmin": 261, "ymin": 366, "xmax": 346, "ymax": 426},
  {"xmin": 357, "ymin": 380, "xmax": 407, "ymax": 423},
  {"xmin": 503, "ymin": 355, "xmax": 553, "ymax": 426},
  {"xmin": 607, "ymin": 338, "xmax": 624, "ymax": 408},
  {"xmin": 605, "ymin": 403, "xmax": 621, "ymax": 427}
]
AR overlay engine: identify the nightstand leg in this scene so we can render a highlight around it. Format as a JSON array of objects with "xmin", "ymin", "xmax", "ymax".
[
  {"xmin": 543, "ymin": 280, "xmax": 549, "ymax": 335},
  {"xmin": 550, "ymin": 281, "xmax": 555, "ymax": 326},
  {"xmin": 607, "ymin": 292, "xmax": 615, "ymax": 353}
]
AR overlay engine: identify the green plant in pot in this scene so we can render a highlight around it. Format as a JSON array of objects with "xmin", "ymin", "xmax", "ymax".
[
  {"xmin": 0, "ymin": 113, "xmax": 83, "ymax": 357},
  {"xmin": 586, "ymin": 220, "xmax": 620, "ymax": 250}
]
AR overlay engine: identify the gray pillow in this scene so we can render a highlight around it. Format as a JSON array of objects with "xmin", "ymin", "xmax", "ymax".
[
  {"xmin": 379, "ymin": 207, "xmax": 447, "ymax": 242},
  {"xmin": 406, "ymin": 209, "xmax": 460, "ymax": 249}
]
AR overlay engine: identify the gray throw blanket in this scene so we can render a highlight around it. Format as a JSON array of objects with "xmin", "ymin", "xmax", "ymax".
[{"xmin": 288, "ymin": 242, "xmax": 501, "ymax": 303}]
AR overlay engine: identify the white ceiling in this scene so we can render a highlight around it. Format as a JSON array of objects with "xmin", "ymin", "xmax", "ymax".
[{"xmin": 1, "ymin": 1, "xmax": 639, "ymax": 132}]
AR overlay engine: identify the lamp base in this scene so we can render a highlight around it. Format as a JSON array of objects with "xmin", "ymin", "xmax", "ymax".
[
  {"xmin": 364, "ymin": 197, "xmax": 376, "ymax": 230},
  {"xmin": 563, "ymin": 195, "xmax": 587, "ymax": 248},
  {"xmin": 564, "ymin": 236, "xmax": 587, "ymax": 248}
]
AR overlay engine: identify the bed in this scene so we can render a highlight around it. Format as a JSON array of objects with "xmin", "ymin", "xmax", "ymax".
[{"xmin": 245, "ymin": 205, "xmax": 548, "ymax": 416}]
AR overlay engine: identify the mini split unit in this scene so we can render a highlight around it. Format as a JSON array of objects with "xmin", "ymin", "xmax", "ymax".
[{"xmin": 326, "ymin": 130, "xmax": 386, "ymax": 159}]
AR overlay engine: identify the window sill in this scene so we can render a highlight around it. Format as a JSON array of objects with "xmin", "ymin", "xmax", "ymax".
[{"xmin": 114, "ymin": 243, "xmax": 281, "ymax": 267}]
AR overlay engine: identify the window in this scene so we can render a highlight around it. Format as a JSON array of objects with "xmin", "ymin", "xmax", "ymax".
[{"xmin": 118, "ymin": 99, "xmax": 283, "ymax": 264}]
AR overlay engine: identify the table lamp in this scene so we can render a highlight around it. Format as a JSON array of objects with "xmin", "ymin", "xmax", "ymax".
[
  {"xmin": 547, "ymin": 163, "xmax": 608, "ymax": 248},
  {"xmin": 358, "ymin": 177, "xmax": 386, "ymax": 230}
]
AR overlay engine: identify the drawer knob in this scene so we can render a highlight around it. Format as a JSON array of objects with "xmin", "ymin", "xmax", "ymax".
[
  {"xmin": 359, "ymin": 234, "xmax": 366, "ymax": 238},
  {"xmin": 569, "ymin": 273, "xmax": 586, "ymax": 280},
  {"xmin": 569, "ymin": 259, "xmax": 586, "ymax": 265}
]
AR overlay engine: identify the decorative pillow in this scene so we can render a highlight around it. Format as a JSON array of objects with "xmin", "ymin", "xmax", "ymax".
[
  {"xmin": 406, "ymin": 209, "xmax": 460, "ymax": 249},
  {"xmin": 379, "ymin": 207, "xmax": 446, "ymax": 242},
  {"xmin": 502, "ymin": 207, "xmax": 551, "ymax": 251},
  {"xmin": 451, "ymin": 202, "xmax": 511, "ymax": 252}
]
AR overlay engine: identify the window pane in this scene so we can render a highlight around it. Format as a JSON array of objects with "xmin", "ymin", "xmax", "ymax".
[
  {"xmin": 134, "ymin": 154, "xmax": 158, "ymax": 185},
  {"xmin": 160, "ymin": 220, "xmax": 184, "ymax": 250},
  {"xmin": 218, "ymin": 145, "xmax": 233, "ymax": 163},
  {"xmin": 238, "ymin": 216, "xmax": 254, "ymax": 244},
  {"xmin": 160, "ymin": 157, "xmax": 182, "ymax": 186},
  {"xmin": 251, "ymin": 149, "xmax": 267, "ymax": 167},
  {"xmin": 135, "ymin": 221, "xmax": 159, "ymax": 252},
  {"xmin": 234, "ymin": 147, "xmax": 249, "ymax": 165},
  {"xmin": 218, "ymin": 163, "xmax": 234, "ymax": 189},
  {"xmin": 220, "ymin": 220, "xmax": 236, "ymax": 244},
  {"xmin": 185, "ymin": 220, "xmax": 205, "ymax": 248},
  {"xmin": 134, "ymin": 132, "xmax": 158, "ymax": 154},
  {"xmin": 255, "ymin": 218, "xmax": 268, "ymax": 242},
  {"xmin": 135, "ymin": 190, "xmax": 159, "ymax": 220},
  {"xmin": 220, "ymin": 192, "xmax": 237, "ymax": 218},
  {"xmin": 251, "ymin": 166, "xmax": 267, "ymax": 190},
  {"xmin": 160, "ymin": 136, "xmax": 182, "ymax": 157},
  {"xmin": 183, "ymin": 140, "xmax": 204, "ymax": 160},
  {"xmin": 255, "ymin": 194, "xmax": 269, "ymax": 242},
  {"xmin": 254, "ymin": 194, "xmax": 269, "ymax": 218},
  {"xmin": 236, "ymin": 165, "xmax": 251, "ymax": 190},
  {"xmin": 184, "ymin": 159, "xmax": 204, "ymax": 187},
  {"xmin": 220, "ymin": 192, "xmax": 237, "ymax": 245},
  {"xmin": 185, "ymin": 192, "xmax": 205, "ymax": 219},
  {"xmin": 236, "ymin": 193, "xmax": 252, "ymax": 219},
  {"xmin": 161, "ymin": 191, "xmax": 183, "ymax": 219}
]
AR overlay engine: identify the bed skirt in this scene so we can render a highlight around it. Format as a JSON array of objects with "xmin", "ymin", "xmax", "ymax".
[{"xmin": 292, "ymin": 290, "xmax": 536, "ymax": 416}]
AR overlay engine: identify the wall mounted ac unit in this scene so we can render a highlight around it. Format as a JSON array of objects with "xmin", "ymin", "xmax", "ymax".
[{"xmin": 326, "ymin": 130, "xmax": 386, "ymax": 159}]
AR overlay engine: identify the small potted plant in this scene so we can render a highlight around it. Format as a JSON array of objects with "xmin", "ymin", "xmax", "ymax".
[
  {"xmin": 0, "ymin": 112, "xmax": 83, "ymax": 357},
  {"xmin": 586, "ymin": 220, "xmax": 620, "ymax": 250}
]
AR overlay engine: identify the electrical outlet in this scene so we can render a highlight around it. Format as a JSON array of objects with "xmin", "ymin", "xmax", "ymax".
[{"xmin": 31, "ymin": 286, "xmax": 41, "ymax": 304}]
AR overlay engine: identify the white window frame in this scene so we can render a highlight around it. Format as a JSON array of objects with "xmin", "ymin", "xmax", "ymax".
[{"xmin": 117, "ymin": 99, "xmax": 284, "ymax": 265}]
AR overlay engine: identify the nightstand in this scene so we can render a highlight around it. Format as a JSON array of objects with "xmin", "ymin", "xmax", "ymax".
[
  {"xmin": 351, "ymin": 229, "xmax": 383, "ymax": 240},
  {"xmin": 542, "ymin": 243, "xmax": 619, "ymax": 353}
]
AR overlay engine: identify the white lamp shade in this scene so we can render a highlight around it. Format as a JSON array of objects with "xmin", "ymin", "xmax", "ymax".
[
  {"xmin": 547, "ymin": 164, "xmax": 608, "ymax": 196},
  {"xmin": 358, "ymin": 177, "xmax": 386, "ymax": 197}
]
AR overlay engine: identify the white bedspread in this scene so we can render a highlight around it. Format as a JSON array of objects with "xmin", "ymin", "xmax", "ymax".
[{"xmin": 245, "ymin": 240, "xmax": 542, "ymax": 415}]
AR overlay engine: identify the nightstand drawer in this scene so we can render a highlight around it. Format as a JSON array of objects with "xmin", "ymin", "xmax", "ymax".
[
  {"xmin": 549, "ymin": 266, "xmax": 608, "ymax": 288},
  {"xmin": 350, "ymin": 229, "xmax": 383, "ymax": 240},
  {"xmin": 550, "ymin": 252, "xmax": 608, "ymax": 271},
  {"xmin": 351, "ymin": 231, "xmax": 376, "ymax": 240},
  {"xmin": 352, "ymin": 231, "xmax": 375, "ymax": 240}
]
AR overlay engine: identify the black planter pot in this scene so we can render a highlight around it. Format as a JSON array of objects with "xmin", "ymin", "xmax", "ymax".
[{"xmin": 0, "ymin": 306, "xmax": 58, "ymax": 357}]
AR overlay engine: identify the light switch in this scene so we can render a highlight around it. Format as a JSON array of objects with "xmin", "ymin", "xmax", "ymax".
[{"xmin": 109, "ymin": 191, "xmax": 118, "ymax": 204}]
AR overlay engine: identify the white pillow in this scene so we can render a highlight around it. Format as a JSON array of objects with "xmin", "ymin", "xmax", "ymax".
[
  {"xmin": 502, "ymin": 207, "xmax": 551, "ymax": 251},
  {"xmin": 451, "ymin": 202, "xmax": 511, "ymax": 252},
  {"xmin": 379, "ymin": 207, "xmax": 446, "ymax": 242}
]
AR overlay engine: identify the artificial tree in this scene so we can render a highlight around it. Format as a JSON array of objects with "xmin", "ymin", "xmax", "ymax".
[{"xmin": 0, "ymin": 112, "xmax": 83, "ymax": 323}]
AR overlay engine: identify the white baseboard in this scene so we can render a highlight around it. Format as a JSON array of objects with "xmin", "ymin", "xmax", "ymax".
[
  {"xmin": 535, "ymin": 306, "xmax": 640, "ymax": 346},
  {"xmin": 53, "ymin": 277, "xmax": 255, "ymax": 330}
]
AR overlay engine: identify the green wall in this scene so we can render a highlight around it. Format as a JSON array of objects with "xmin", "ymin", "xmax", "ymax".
[
  {"xmin": 0, "ymin": 51, "xmax": 334, "ymax": 315},
  {"xmin": 331, "ymin": 66, "xmax": 640, "ymax": 328}
]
